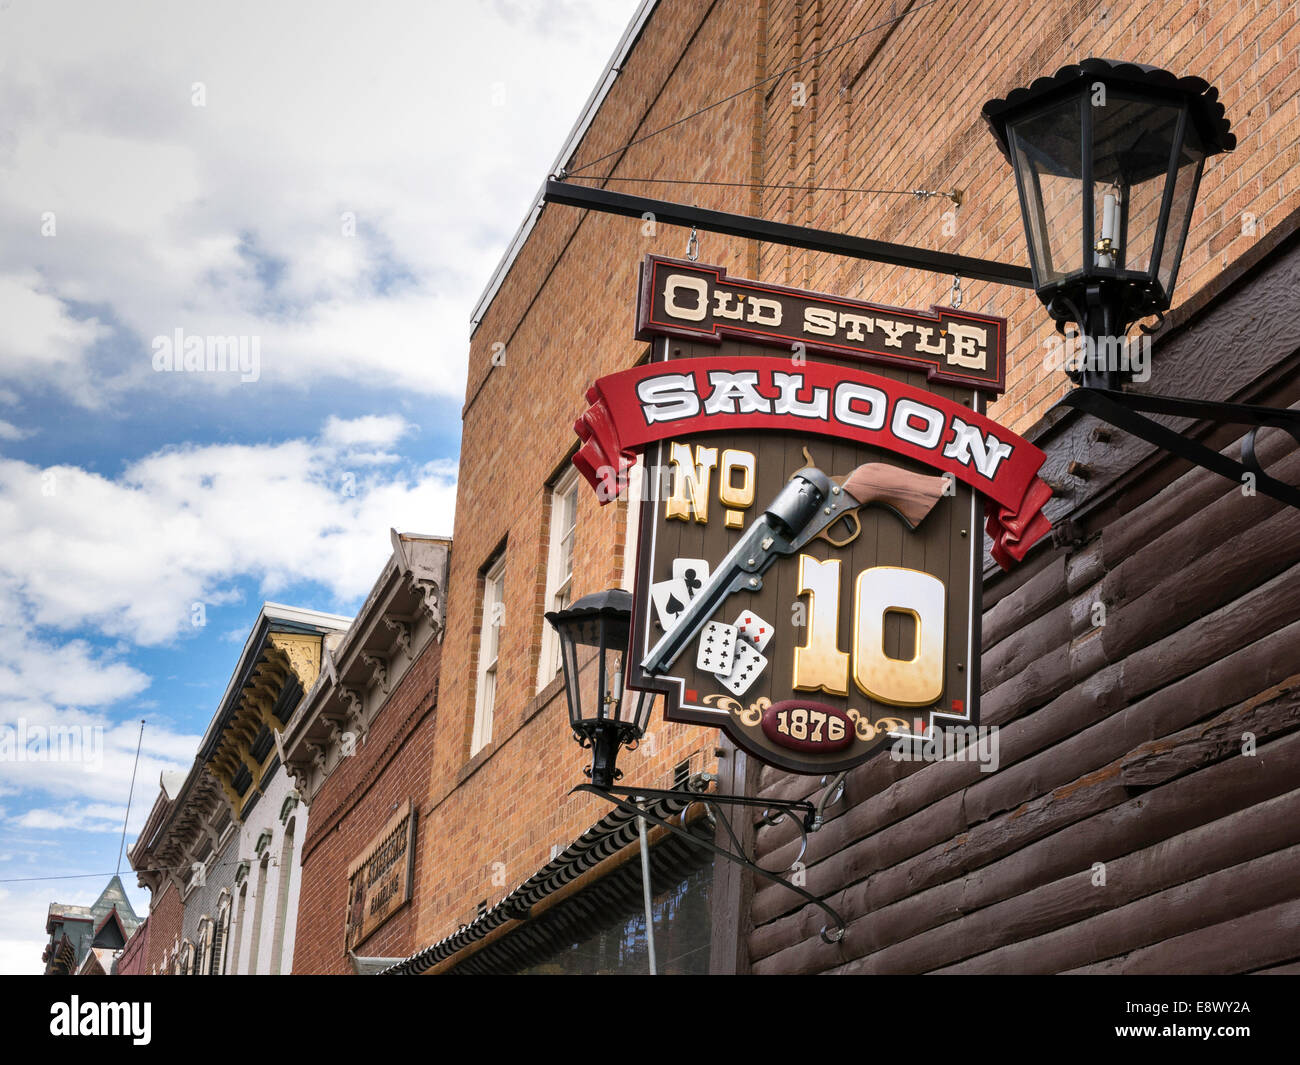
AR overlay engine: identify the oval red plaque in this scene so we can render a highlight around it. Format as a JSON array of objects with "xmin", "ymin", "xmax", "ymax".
[{"xmin": 761, "ymin": 700, "xmax": 855, "ymax": 754}]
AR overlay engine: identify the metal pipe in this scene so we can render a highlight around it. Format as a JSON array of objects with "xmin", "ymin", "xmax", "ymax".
[
  {"xmin": 637, "ymin": 807, "xmax": 657, "ymax": 975},
  {"xmin": 544, "ymin": 179, "xmax": 1035, "ymax": 288}
]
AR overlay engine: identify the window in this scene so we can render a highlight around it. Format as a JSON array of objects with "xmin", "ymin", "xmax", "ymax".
[
  {"xmin": 472, "ymin": 554, "xmax": 506, "ymax": 755},
  {"xmin": 196, "ymin": 918, "xmax": 212, "ymax": 976},
  {"xmin": 229, "ymin": 883, "xmax": 248, "ymax": 974},
  {"xmin": 538, "ymin": 468, "xmax": 580, "ymax": 689},
  {"xmin": 445, "ymin": 831, "xmax": 713, "ymax": 975},
  {"xmin": 246, "ymin": 855, "xmax": 270, "ymax": 974},
  {"xmin": 621, "ymin": 456, "xmax": 644, "ymax": 592},
  {"xmin": 269, "ymin": 818, "xmax": 296, "ymax": 975},
  {"xmin": 213, "ymin": 891, "xmax": 232, "ymax": 975}
]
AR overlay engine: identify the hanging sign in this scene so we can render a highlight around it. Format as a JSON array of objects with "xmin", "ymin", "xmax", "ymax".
[{"xmin": 570, "ymin": 257, "xmax": 1051, "ymax": 774}]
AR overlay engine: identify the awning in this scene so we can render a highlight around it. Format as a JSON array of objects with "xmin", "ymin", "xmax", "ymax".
[{"xmin": 378, "ymin": 785, "xmax": 702, "ymax": 975}]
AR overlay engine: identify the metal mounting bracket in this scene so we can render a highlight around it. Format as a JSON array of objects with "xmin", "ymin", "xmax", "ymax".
[
  {"xmin": 543, "ymin": 178, "xmax": 1033, "ymax": 288},
  {"xmin": 572, "ymin": 782, "xmax": 847, "ymax": 944},
  {"xmin": 1055, "ymin": 388, "xmax": 1300, "ymax": 509}
]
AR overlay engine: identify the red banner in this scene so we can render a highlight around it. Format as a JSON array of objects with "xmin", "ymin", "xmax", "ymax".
[{"xmin": 572, "ymin": 356, "xmax": 1052, "ymax": 569}]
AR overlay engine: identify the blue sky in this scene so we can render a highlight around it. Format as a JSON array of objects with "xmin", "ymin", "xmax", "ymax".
[{"xmin": 0, "ymin": 0, "xmax": 643, "ymax": 973}]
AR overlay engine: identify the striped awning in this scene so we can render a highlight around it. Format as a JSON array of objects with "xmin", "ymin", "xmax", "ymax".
[{"xmin": 378, "ymin": 786, "xmax": 701, "ymax": 976}]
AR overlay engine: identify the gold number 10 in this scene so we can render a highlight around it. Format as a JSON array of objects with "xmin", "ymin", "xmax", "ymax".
[{"xmin": 793, "ymin": 554, "xmax": 946, "ymax": 707}]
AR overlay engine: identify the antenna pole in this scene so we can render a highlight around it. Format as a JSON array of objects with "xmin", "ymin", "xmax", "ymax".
[{"xmin": 116, "ymin": 720, "xmax": 145, "ymax": 877}]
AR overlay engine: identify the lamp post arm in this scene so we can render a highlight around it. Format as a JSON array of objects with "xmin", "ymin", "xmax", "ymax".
[
  {"xmin": 572, "ymin": 782, "xmax": 848, "ymax": 944},
  {"xmin": 544, "ymin": 179, "xmax": 1034, "ymax": 289}
]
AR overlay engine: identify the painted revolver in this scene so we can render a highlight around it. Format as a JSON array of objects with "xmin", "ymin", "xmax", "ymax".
[{"xmin": 640, "ymin": 461, "xmax": 948, "ymax": 677}]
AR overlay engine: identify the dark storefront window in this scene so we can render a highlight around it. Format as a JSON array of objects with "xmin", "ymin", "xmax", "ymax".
[
  {"xmin": 448, "ymin": 831, "xmax": 713, "ymax": 975},
  {"xmin": 519, "ymin": 862, "xmax": 711, "ymax": 975}
]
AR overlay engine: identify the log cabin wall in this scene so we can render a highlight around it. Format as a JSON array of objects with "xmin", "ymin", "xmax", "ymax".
[{"xmin": 742, "ymin": 211, "xmax": 1300, "ymax": 975}]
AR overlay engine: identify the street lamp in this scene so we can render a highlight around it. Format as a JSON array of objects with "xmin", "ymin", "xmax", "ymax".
[
  {"xmin": 982, "ymin": 58, "xmax": 1235, "ymax": 388},
  {"xmin": 546, "ymin": 592, "xmax": 848, "ymax": 939},
  {"xmin": 545, "ymin": 588, "xmax": 655, "ymax": 789}
]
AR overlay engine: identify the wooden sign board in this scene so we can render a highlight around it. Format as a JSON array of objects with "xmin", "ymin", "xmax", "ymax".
[
  {"xmin": 573, "ymin": 257, "xmax": 1051, "ymax": 775},
  {"xmin": 344, "ymin": 799, "xmax": 415, "ymax": 952}
]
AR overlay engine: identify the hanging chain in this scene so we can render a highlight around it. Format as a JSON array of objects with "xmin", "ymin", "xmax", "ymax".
[
  {"xmin": 686, "ymin": 222, "xmax": 700, "ymax": 262},
  {"xmin": 950, "ymin": 272, "xmax": 963, "ymax": 309}
]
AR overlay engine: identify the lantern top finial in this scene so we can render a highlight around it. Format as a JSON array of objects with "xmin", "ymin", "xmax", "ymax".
[{"xmin": 982, "ymin": 57, "xmax": 1236, "ymax": 164}]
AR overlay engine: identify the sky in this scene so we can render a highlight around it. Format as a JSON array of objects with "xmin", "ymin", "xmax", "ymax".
[{"xmin": 0, "ymin": 0, "xmax": 644, "ymax": 974}]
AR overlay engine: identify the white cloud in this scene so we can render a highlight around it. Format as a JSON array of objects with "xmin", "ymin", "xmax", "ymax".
[
  {"xmin": 13, "ymin": 804, "xmax": 127, "ymax": 833},
  {"xmin": 0, "ymin": 420, "xmax": 31, "ymax": 442},
  {"xmin": 0, "ymin": 0, "xmax": 643, "ymax": 407},
  {"xmin": 321, "ymin": 414, "xmax": 414, "ymax": 449},
  {"xmin": 0, "ymin": 273, "xmax": 110, "ymax": 406},
  {"xmin": 0, "ymin": 418, "xmax": 457, "ymax": 644}
]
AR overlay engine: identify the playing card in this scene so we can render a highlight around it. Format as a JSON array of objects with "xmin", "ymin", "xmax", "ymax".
[
  {"xmin": 650, "ymin": 578, "xmax": 690, "ymax": 632},
  {"xmin": 696, "ymin": 621, "xmax": 737, "ymax": 675},
  {"xmin": 672, "ymin": 558, "xmax": 710, "ymax": 603},
  {"xmin": 733, "ymin": 609, "xmax": 773, "ymax": 652},
  {"xmin": 715, "ymin": 641, "xmax": 768, "ymax": 697}
]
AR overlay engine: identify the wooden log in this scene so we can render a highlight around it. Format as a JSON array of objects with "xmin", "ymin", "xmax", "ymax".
[
  {"xmin": 1062, "ymin": 897, "xmax": 1300, "ymax": 976},
  {"xmin": 1120, "ymin": 674, "xmax": 1300, "ymax": 787},
  {"xmin": 749, "ymin": 715, "xmax": 1300, "ymax": 971},
  {"xmin": 931, "ymin": 845, "xmax": 1300, "ymax": 975},
  {"xmin": 981, "ymin": 531, "xmax": 1060, "ymax": 613},
  {"xmin": 980, "ymin": 554, "xmax": 1300, "ymax": 728},
  {"xmin": 1098, "ymin": 503, "xmax": 1300, "ymax": 670},
  {"xmin": 983, "ymin": 506, "xmax": 1300, "ymax": 711},
  {"xmin": 754, "ymin": 657, "xmax": 1300, "ymax": 957},
  {"xmin": 982, "ymin": 554, "xmax": 1068, "ymax": 650},
  {"xmin": 828, "ymin": 787, "xmax": 1300, "ymax": 976},
  {"xmin": 753, "ymin": 619, "xmax": 1300, "ymax": 917},
  {"xmin": 1252, "ymin": 960, "xmax": 1300, "ymax": 974},
  {"xmin": 1099, "ymin": 425, "xmax": 1299, "ymax": 571}
]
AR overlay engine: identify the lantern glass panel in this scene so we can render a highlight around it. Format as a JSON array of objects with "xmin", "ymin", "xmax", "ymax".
[
  {"xmin": 558, "ymin": 613, "xmax": 623, "ymax": 730},
  {"xmin": 1090, "ymin": 94, "xmax": 1184, "ymax": 279},
  {"xmin": 1008, "ymin": 94, "xmax": 1085, "ymax": 285},
  {"xmin": 1157, "ymin": 121, "xmax": 1206, "ymax": 298}
]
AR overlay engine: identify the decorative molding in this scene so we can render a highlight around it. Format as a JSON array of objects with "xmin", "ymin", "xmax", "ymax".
[
  {"xmin": 384, "ymin": 615, "xmax": 414, "ymax": 658},
  {"xmin": 279, "ymin": 793, "xmax": 300, "ymax": 823},
  {"xmin": 411, "ymin": 573, "xmax": 442, "ymax": 621},
  {"xmin": 254, "ymin": 830, "xmax": 273, "ymax": 856},
  {"xmin": 285, "ymin": 763, "xmax": 313, "ymax": 800},
  {"xmin": 305, "ymin": 743, "xmax": 326, "ymax": 770},
  {"xmin": 361, "ymin": 652, "xmax": 389, "ymax": 694},
  {"xmin": 268, "ymin": 631, "xmax": 323, "ymax": 690},
  {"xmin": 234, "ymin": 861, "xmax": 250, "ymax": 885},
  {"xmin": 341, "ymin": 687, "xmax": 367, "ymax": 737}
]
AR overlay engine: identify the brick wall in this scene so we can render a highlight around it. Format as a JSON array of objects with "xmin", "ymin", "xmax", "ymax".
[
  {"xmin": 292, "ymin": 636, "xmax": 442, "ymax": 973},
  {"xmin": 139, "ymin": 880, "xmax": 182, "ymax": 975},
  {"xmin": 115, "ymin": 914, "xmax": 149, "ymax": 975},
  {"xmin": 415, "ymin": 0, "xmax": 1300, "ymax": 954}
]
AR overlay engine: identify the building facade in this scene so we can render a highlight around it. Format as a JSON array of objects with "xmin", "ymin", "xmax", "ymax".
[
  {"xmin": 284, "ymin": 531, "xmax": 450, "ymax": 973},
  {"xmin": 127, "ymin": 603, "xmax": 351, "ymax": 974},
  {"xmin": 42, "ymin": 875, "xmax": 142, "ymax": 976},
  {"xmin": 382, "ymin": 0, "xmax": 1300, "ymax": 975}
]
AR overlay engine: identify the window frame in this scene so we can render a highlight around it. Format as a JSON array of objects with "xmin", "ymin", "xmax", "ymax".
[
  {"xmin": 538, "ymin": 467, "xmax": 581, "ymax": 690},
  {"xmin": 472, "ymin": 553, "xmax": 506, "ymax": 755}
]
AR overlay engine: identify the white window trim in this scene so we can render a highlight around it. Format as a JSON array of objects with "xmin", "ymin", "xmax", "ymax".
[
  {"xmin": 472, "ymin": 555, "xmax": 506, "ymax": 755},
  {"xmin": 538, "ymin": 467, "xmax": 581, "ymax": 691},
  {"xmin": 621, "ymin": 456, "xmax": 644, "ymax": 592}
]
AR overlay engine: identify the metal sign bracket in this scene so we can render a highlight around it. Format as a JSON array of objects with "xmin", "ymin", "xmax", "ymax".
[
  {"xmin": 1054, "ymin": 388, "xmax": 1300, "ymax": 510},
  {"xmin": 572, "ymin": 782, "xmax": 848, "ymax": 944}
]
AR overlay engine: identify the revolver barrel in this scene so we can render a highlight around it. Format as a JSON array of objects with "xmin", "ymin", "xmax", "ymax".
[{"xmin": 639, "ymin": 468, "xmax": 830, "ymax": 676}]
